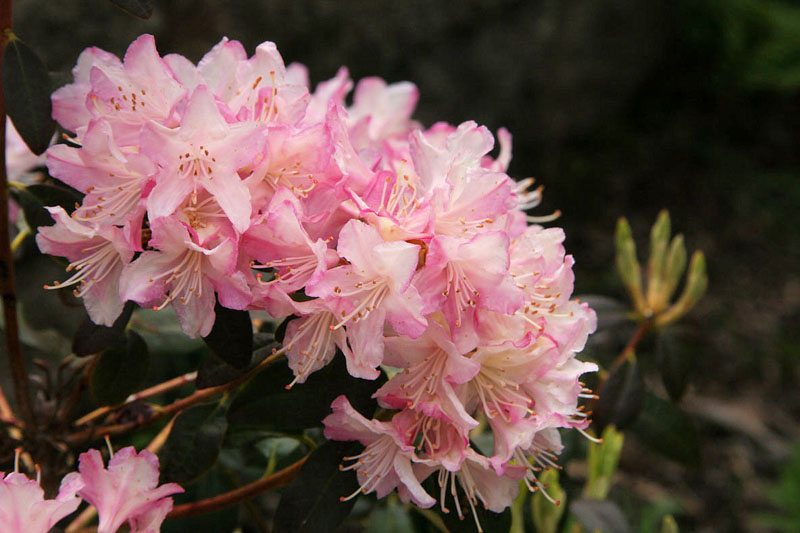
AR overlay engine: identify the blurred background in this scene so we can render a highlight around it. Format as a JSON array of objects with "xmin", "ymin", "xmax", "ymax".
[{"xmin": 12, "ymin": 0, "xmax": 800, "ymax": 531}]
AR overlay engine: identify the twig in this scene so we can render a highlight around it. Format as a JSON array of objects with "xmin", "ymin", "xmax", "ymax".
[
  {"xmin": 74, "ymin": 371, "xmax": 197, "ymax": 426},
  {"xmin": 67, "ymin": 351, "xmax": 284, "ymax": 445},
  {"xmin": 608, "ymin": 319, "xmax": 651, "ymax": 374},
  {"xmin": 168, "ymin": 455, "xmax": 309, "ymax": 520},
  {"xmin": 0, "ymin": 0, "xmax": 35, "ymax": 434}
]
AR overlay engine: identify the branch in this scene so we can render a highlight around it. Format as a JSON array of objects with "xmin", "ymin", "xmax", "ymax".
[
  {"xmin": 0, "ymin": 0, "xmax": 35, "ymax": 433},
  {"xmin": 168, "ymin": 455, "xmax": 309, "ymax": 520},
  {"xmin": 74, "ymin": 371, "xmax": 197, "ymax": 426},
  {"xmin": 67, "ymin": 351, "xmax": 284, "ymax": 445}
]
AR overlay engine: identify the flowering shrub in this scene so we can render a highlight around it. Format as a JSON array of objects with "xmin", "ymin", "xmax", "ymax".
[{"xmin": 0, "ymin": 8, "xmax": 706, "ymax": 532}]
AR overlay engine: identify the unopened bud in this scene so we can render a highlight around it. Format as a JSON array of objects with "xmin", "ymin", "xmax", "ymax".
[
  {"xmin": 615, "ymin": 218, "xmax": 648, "ymax": 315},
  {"xmin": 660, "ymin": 514, "xmax": 679, "ymax": 533},
  {"xmin": 646, "ymin": 210, "xmax": 671, "ymax": 311},
  {"xmin": 656, "ymin": 251, "xmax": 707, "ymax": 327},
  {"xmin": 660, "ymin": 234, "xmax": 687, "ymax": 306}
]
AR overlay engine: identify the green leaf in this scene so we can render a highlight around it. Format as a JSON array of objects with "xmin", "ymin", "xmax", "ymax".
[
  {"xmin": 367, "ymin": 499, "xmax": 415, "ymax": 533},
  {"xmin": 73, "ymin": 301, "xmax": 135, "ymax": 357},
  {"xmin": 3, "ymin": 36, "xmax": 55, "ymax": 155},
  {"xmin": 274, "ymin": 440, "xmax": 361, "ymax": 533},
  {"xmin": 9, "ymin": 183, "xmax": 82, "ymax": 231},
  {"xmin": 202, "ymin": 301, "xmax": 253, "ymax": 369},
  {"xmin": 160, "ymin": 402, "xmax": 228, "ymax": 484},
  {"xmin": 108, "ymin": 0, "xmax": 154, "ymax": 19},
  {"xmin": 9, "ymin": 186, "xmax": 52, "ymax": 230},
  {"xmin": 90, "ymin": 329, "xmax": 150, "ymax": 406},
  {"xmin": 657, "ymin": 330, "xmax": 694, "ymax": 402},
  {"xmin": 228, "ymin": 351, "xmax": 383, "ymax": 432},
  {"xmin": 584, "ymin": 425, "xmax": 625, "ymax": 500},
  {"xmin": 26, "ymin": 183, "xmax": 82, "ymax": 212},
  {"xmin": 162, "ymin": 464, "xmax": 237, "ymax": 533},
  {"xmin": 570, "ymin": 499, "xmax": 631, "ymax": 533},
  {"xmin": 594, "ymin": 358, "xmax": 645, "ymax": 431},
  {"xmin": 532, "ymin": 470, "xmax": 566, "ymax": 533},
  {"xmin": 195, "ymin": 352, "xmax": 249, "ymax": 390},
  {"xmin": 631, "ymin": 393, "xmax": 700, "ymax": 468}
]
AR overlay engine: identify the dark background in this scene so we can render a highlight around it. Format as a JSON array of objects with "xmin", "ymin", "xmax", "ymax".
[{"xmin": 14, "ymin": 1, "xmax": 800, "ymax": 531}]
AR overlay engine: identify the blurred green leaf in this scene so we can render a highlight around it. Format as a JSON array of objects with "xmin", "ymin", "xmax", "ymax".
[
  {"xmin": 9, "ymin": 186, "xmax": 52, "ymax": 230},
  {"xmin": 90, "ymin": 329, "xmax": 149, "ymax": 406},
  {"xmin": 367, "ymin": 498, "xmax": 415, "ymax": 533},
  {"xmin": 584, "ymin": 425, "xmax": 625, "ymax": 500},
  {"xmin": 108, "ymin": 0, "xmax": 154, "ymax": 19},
  {"xmin": 274, "ymin": 440, "xmax": 361, "ymax": 533},
  {"xmin": 532, "ymin": 469, "xmax": 566, "ymax": 533},
  {"xmin": 657, "ymin": 329, "xmax": 694, "ymax": 402},
  {"xmin": 2, "ymin": 36, "xmax": 55, "ymax": 155},
  {"xmin": 661, "ymin": 514, "xmax": 680, "ymax": 533},
  {"xmin": 160, "ymin": 402, "xmax": 228, "ymax": 484},
  {"xmin": 760, "ymin": 442, "xmax": 800, "ymax": 531},
  {"xmin": 631, "ymin": 394, "xmax": 700, "ymax": 468},
  {"xmin": 570, "ymin": 499, "xmax": 631, "ymax": 533},
  {"xmin": 202, "ymin": 301, "xmax": 253, "ymax": 369},
  {"xmin": 73, "ymin": 301, "xmax": 135, "ymax": 357}
]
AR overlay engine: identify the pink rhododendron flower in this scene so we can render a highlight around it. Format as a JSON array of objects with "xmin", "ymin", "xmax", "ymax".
[
  {"xmin": 0, "ymin": 470, "xmax": 83, "ymax": 533},
  {"xmin": 73, "ymin": 446, "xmax": 183, "ymax": 533},
  {"xmin": 38, "ymin": 33, "xmax": 600, "ymax": 528}
]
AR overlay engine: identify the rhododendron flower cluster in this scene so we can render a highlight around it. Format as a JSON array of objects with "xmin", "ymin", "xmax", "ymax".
[
  {"xmin": 0, "ymin": 446, "xmax": 180, "ymax": 533},
  {"xmin": 38, "ymin": 34, "xmax": 597, "ymax": 525}
]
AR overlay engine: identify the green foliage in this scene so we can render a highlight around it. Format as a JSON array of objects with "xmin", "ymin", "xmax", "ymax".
[
  {"xmin": 228, "ymin": 351, "xmax": 382, "ymax": 432},
  {"xmin": 160, "ymin": 401, "xmax": 229, "ymax": 484},
  {"xmin": 273, "ymin": 440, "xmax": 361, "ymax": 533},
  {"xmin": 594, "ymin": 359, "xmax": 645, "ymax": 431},
  {"xmin": 585, "ymin": 426, "xmax": 625, "ymax": 501},
  {"xmin": 532, "ymin": 470, "xmax": 566, "ymax": 533},
  {"xmin": 73, "ymin": 300, "xmax": 135, "ymax": 356},
  {"xmin": 630, "ymin": 394, "xmax": 700, "ymax": 468},
  {"xmin": 2, "ymin": 35, "xmax": 55, "ymax": 154},
  {"xmin": 90, "ymin": 329, "xmax": 150, "ymax": 406},
  {"xmin": 202, "ymin": 301, "xmax": 253, "ymax": 369},
  {"xmin": 761, "ymin": 443, "xmax": 800, "ymax": 531}
]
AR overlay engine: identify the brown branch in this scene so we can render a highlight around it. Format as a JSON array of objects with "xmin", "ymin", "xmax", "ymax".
[
  {"xmin": 67, "ymin": 351, "xmax": 284, "ymax": 445},
  {"xmin": 608, "ymin": 319, "xmax": 651, "ymax": 374},
  {"xmin": 0, "ymin": 0, "xmax": 35, "ymax": 433},
  {"xmin": 168, "ymin": 455, "xmax": 309, "ymax": 520},
  {"xmin": 74, "ymin": 371, "xmax": 197, "ymax": 426}
]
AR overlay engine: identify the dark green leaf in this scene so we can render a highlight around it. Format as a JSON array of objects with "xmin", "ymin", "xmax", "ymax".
[
  {"xmin": 160, "ymin": 402, "xmax": 228, "ymax": 484},
  {"xmin": 90, "ymin": 329, "xmax": 149, "ymax": 406},
  {"xmin": 228, "ymin": 352, "xmax": 383, "ymax": 432},
  {"xmin": 571, "ymin": 499, "xmax": 631, "ymax": 533},
  {"xmin": 202, "ymin": 301, "xmax": 253, "ymax": 369},
  {"xmin": 27, "ymin": 183, "xmax": 82, "ymax": 212},
  {"xmin": 108, "ymin": 0, "xmax": 154, "ymax": 19},
  {"xmin": 195, "ymin": 351, "xmax": 249, "ymax": 389},
  {"xmin": 657, "ymin": 330, "xmax": 694, "ymax": 402},
  {"xmin": 73, "ymin": 301, "xmax": 135, "ymax": 356},
  {"xmin": 10, "ymin": 186, "xmax": 52, "ymax": 230},
  {"xmin": 631, "ymin": 393, "xmax": 700, "ymax": 468},
  {"xmin": 594, "ymin": 358, "xmax": 645, "ymax": 431},
  {"xmin": 274, "ymin": 440, "xmax": 361, "ymax": 533},
  {"xmin": 439, "ymin": 498, "xmax": 512, "ymax": 533},
  {"xmin": 3, "ymin": 37, "xmax": 55, "ymax": 155},
  {"xmin": 162, "ymin": 464, "xmax": 237, "ymax": 533}
]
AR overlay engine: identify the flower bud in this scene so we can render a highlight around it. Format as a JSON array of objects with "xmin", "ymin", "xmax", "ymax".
[
  {"xmin": 615, "ymin": 218, "xmax": 648, "ymax": 315},
  {"xmin": 656, "ymin": 251, "xmax": 707, "ymax": 327},
  {"xmin": 662, "ymin": 234, "xmax": 687, "ymax": 302},
  {"xmin": 646, "ymin": 210, "xmax": 671, "ymax": 312}
]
